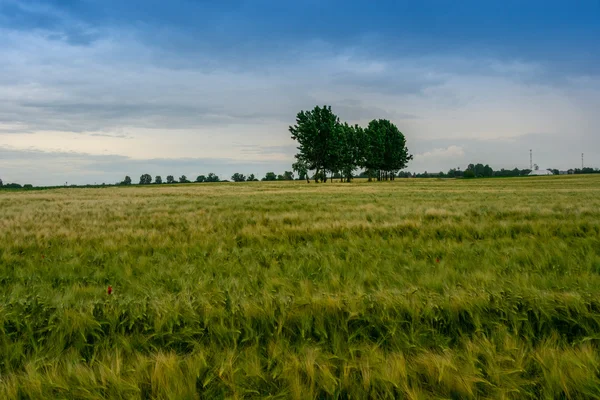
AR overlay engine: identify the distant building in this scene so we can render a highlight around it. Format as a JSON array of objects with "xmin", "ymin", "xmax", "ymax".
[{"xmin": 528, "ymin": 170, "xmax": 554, "ymax": 176}]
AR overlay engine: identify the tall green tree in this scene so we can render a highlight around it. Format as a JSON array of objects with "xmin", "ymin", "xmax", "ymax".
[
  {"xmin": 206, "ymin": 173, "xmax": 219, "ymax": 182},
  {"xmin": 338, "ymin": 123, "xmax": 362, "ymax": 182},
  {"xmin": 262, "ymin": 172, "xmax": 277, "ymax": 181},
  {"xmin": 363, "ymin": 119, "xmax": 412, "ymax": 181},
  {"xmin": 231, "ymin": 173, "xmax": 246, "ymax": 182},
  {"xmin": 282, "ymin": 171, "xmax": 294, "ymax": 180},
  {"xmin": 196, "ymin": 175, "xmax": 206, "ymax": 183},
  {"xmin": 166, "ymin": 175, "xmax": 175, "ymax": 184},
  {"xmin": 154, "ymin": 175, "xmax": 162, "ymax": 184},
  {"xmin": 290, "ymin": 105, "xmax": 340, "ymax": 183},
  {"xmin": 121, "ymin": 176, "xmax": 132, "ymax": 185},
  {"xmin": 139, "ymin": 174, "xmax": 152, "ymax": 185},
  {"xmin": 361, "ymin": 121, "xmax": 385, "ymax": 181}
]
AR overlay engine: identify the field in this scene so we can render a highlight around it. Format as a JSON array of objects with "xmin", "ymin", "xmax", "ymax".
[{"xmin": 1, "ymin": 175, "xmax": 600, "ymax": 399}]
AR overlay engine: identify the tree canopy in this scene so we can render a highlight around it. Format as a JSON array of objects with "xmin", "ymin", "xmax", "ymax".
[
  {"xmin": 231, "ymin": 173, "xmax": 246, "ymax": 182},
  {"xmin": 262, "ymin": 172, "xmax": 277, "ymax": 181},
  {"xmin": 206, "ymin": 173, "xmax": 220, "ymax": 183},
  {"xmin": 139, "ymin": 174, "xmax": 152, "ymax": 185},
  {"xmin": 290, "ymin": 105, "xmax": 412, "ymax": 182}
]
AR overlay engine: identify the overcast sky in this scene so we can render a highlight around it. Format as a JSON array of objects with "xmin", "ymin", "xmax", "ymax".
[{"xmin": 1, "ymin": 0, "xmax": 599, "ymax": 185}]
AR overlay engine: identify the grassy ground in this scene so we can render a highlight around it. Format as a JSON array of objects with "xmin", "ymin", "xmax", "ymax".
[{"xmin": 1, "ymin": 175, "xmax": 600, "ymax": 399}]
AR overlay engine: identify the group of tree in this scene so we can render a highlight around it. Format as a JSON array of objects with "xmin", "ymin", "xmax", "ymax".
[
  {"xmin": 117, "ymin": 173, "xmax": 220, "ymax": 185},
  {"xmin": 0, "ymin": 178, "xmax": 33, "ymax": 189},
  {"xmin": 261, "ymin": 171, "xmax": 294, "ymax": 181},
  {"xmin": 289, "ymin": 105, "xmax": 412, "ymax": 182},
  {"xmin": 230, "ymin": 172, "xmax": 293, "ymax": 182},
  {"xmin": 118, "ymin": 170, "xmax": 299, "ymax": 185},
  {"xmin": 395, "ymin": 164, "xmax": 600, "ymax": 179}
]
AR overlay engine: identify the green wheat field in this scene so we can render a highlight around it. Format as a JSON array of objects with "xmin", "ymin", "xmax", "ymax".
[{"xmin": 1, "ymin": 175, "xmax": 600, "ymax": 399}]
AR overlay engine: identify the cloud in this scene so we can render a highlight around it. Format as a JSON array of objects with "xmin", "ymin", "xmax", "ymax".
[
  {"xmin": 235, "ymin": 144, "xmax": 298, "ymax": 158},
  {"xmin": 88, "ymin": 133, "xmax": 132, "ymax": 138},
  {"xmin": 415, "ymin": 145, "xmax": 465, "ymax": 160},
  {"xmin": 0, "ymin": 146, "xmax": 293, "ymax": 186},
  {"xmin": 0, "ymin": 1, "xmax": 599, "ymax": 185}
]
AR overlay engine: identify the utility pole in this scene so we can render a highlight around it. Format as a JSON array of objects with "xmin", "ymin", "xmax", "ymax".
[
  {"xmin": 530, "ymin": 149, "xmax": 533, "ymax": 170},
  {"xmin": 582, "ymin": 153, "xmax": 584, "ymax": 169}
]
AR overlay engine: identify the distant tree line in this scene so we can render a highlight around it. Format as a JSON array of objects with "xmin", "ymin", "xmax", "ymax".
[
  {"xmin": 116, "ymin": 171, "xmax": 298, "ymax": 186},
  {"xmin": 289, "ymin": 105, "xmax": 412, "ymax": 182},
  {"xmin": 3, "ymin": 163, "xmax": 598, "ymax": 190},
  {"xmin": 0, "ymin": 178, "xmax": 34, "ymax": 189},
  {"xmin": 396, "ymin": 164, "xmax": 600, "ymax": 179}
]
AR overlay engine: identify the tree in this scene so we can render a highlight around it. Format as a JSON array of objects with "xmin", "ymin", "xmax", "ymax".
[
  {"xmin": 167, "ymin": 175, "xmax": 175, "ymax": 184},
  {"xmin": 179, "ymin": 175, "xmax": 190, "ymax": 183},
  {"xmin": 282, "ymin": 171, "xmax": 294, "ymax": 181},
  {"xmin": 154, "ymin": 176, "xmax": 162, "ymax": 184},
  {"xmin": 247, "ymin": 174, "xmax": 257, "ymax": 182},
  {"xmin": 263, "ymin": 172, "xmax": 277, "ymax": 181},
  {"xmin": 196, "ymin": 175, "xmax": 206, "ymax": 183},
  {"xmin": 338, "ymin": 123, "xmax": 362, "ymax": 182},
  {"xmin": 290, "ymin": 105, "xmax": 340, "ymax": 183},
  {"xmin": 139, "ymin": 174, "xmax": 152, "ymax": 185},
  {"xmin": 464, "ymin": 170, "xmax": 475, "ymax": 179},
  {"xmin": 231, "ymin": 173, "xmax": 246, "ymax": 182},
  {"xmin": 0, "ymin": 178, "xmax": 3, "ymax": 186},
  {"xmin": 206, "ymin": 173, "xmax": 220, "ymax": 183},
  {"xmin": 121, "ymin": 176, "xmax": 132, "ymax": 185},
  {"xmin": 361, "ymin": 119, "xmax": 412, "ymax": 181},
  {"xmin": 292, "ymin": 160, "xmax": 309, "ymax": 182}
]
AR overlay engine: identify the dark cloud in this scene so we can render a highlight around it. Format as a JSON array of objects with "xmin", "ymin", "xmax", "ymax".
[
  {"xmin": 331, "ymin": 72, "xmax": 445, "ymax": 96},
  {"xmin": 3, "ymin": 100, "xmax": 293, "ymax": 134},
  {"xmin": 332, "ymin": 100, "xmax": 419, "ymax": 122}
]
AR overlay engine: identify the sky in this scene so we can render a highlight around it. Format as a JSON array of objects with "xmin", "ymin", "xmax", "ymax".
[{"xmin": 0, "ymin": 0, "xmax": 599, "ymax": 185}]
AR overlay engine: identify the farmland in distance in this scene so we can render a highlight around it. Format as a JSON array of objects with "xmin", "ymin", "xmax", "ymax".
[{"xmin": 1, "ymin": 175, "xmax": 600, "ymax": 399}]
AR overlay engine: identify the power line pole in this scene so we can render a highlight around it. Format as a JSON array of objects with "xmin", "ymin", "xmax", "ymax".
[
  {"xmin": 530, "ymin": 149, "xmax": 533, "ymax": 170},
  {"xmin": 582, "ymin": 153, "xmax": 584, "ymax": 169}
]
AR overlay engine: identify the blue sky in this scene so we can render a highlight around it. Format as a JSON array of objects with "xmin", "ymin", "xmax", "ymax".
[{"xmin": 1, "ymin": 0, "xmax": 599, "ymax": 185}]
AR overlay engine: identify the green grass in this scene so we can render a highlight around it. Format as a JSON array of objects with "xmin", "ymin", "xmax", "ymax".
[{"xmin": 1, "ymin": 175, "xmax": 600, "ymax": 399}]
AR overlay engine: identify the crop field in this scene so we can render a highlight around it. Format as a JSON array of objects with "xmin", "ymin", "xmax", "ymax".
[{"xmin": 1, "ymin": 175, "xmax": 600, "ymax": 399}]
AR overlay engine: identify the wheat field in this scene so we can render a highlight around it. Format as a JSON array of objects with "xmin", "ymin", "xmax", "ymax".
[{"xmin": 1, "ymin": 175, "xmax": 600, "ymax": 399}]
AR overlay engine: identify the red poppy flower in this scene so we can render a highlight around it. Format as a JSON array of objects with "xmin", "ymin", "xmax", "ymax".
[
  {"xmin": 107, "ymin": 285, "xmax": 112, "ymax": 295},
  {"xmin": 436, "ymin": 258, "xmax": 440, "ymax": 263}
]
